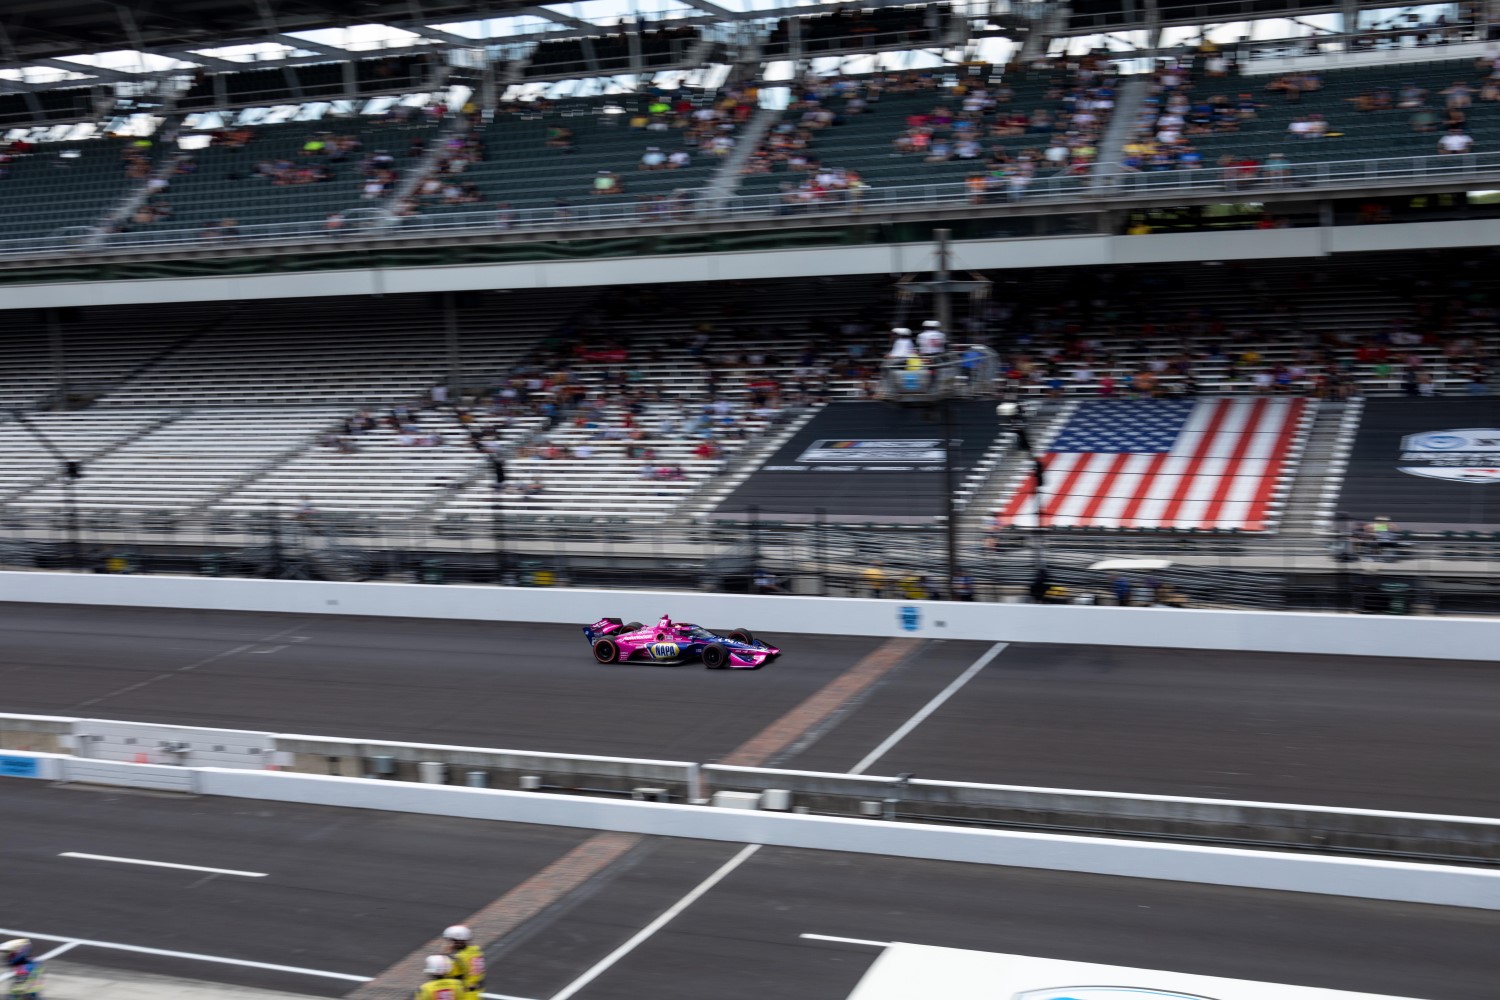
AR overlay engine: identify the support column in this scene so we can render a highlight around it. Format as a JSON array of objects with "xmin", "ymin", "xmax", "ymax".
[
  {"xmin": 47, "ymin": 309, "xmax": 68, "ymax": 409},
  {"xmin": 444, "ymin": 292, "xmax": 462, "ymax": 403}
]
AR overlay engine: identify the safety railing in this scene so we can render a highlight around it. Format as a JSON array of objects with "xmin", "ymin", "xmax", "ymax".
[
  {"xmin": 877, "ymin": 346, "xmax": 999, "ymax": 402},
  {"xmin": 4, "ymin": 148, "xmax": 1500, "ymax": 264}
]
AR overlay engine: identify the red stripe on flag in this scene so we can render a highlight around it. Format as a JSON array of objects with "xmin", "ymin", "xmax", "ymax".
[
  {"xmin": 1040, "ymin": 453, "xmax": 1093, "ymax": 526},
  {"xmin": 1156, "ymin": 398, "xmax": 1233, "ymax": 530},
  {"xmin": 1245, "ymin": 398, "xmax": 1306, "ymax": 532},
  {"xmin": 1200, "ymin": 397, "xmax": 1267, "ymax": 529},
  {"xmin": 1075, "ymin": 452, "xmax": 1131, "ymax": 527},
  {"xmin": 1119, "ymin": 452, "xmax": 1172, "ymax": 529},
  {"xmin": 996, "ymin": 453, "xmax": 1050, "ymax": 525}
]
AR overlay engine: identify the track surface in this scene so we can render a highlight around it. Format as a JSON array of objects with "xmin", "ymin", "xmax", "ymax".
[
  {"xmin": 3, "ymin": 781, "xmax": 1496, "ymax": 1000},
  {"xmin": 2, "ymin": 604, "xmax": 1498, "ymax": 812}
]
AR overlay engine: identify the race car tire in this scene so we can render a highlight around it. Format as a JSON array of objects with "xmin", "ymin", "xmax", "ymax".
[
  {"xmin": 621, "ymin": 622, "xmax": 643, "ymax": 632},
  {"xmin": 702, "ymin": 643, "xmax": 728, "ymax": 669},
  {"xmin": 593, "ymin": 638, "xmax": 620, "ymax": 664},
  {"xmin": 727, "ymin": 628, "xmax": 756, "ymax": 646}
]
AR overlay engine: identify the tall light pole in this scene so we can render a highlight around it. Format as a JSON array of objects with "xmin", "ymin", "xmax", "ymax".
[
  {"xmin": 998, "ymin": 400, "xmax": 1048, "ymax": 591},
  {"xmin": 896, "ymin": 229, "xmax": 991, "ymax": 599}
]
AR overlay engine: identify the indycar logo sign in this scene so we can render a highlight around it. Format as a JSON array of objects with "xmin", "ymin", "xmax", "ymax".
[
  {"xmin": 1398, "ymin": 428, "xmax": 1500, "ymax": 483},
  {"xmin": 767, "ymin": 438, "xmax": 961, "ymax": 472},
  {"xmin": 797, "ymin": 439, "xmax": 950, "ymax": 463}
]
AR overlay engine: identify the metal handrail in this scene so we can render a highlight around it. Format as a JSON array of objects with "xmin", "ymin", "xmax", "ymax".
[{"xmin": 1, "ymin": 148, "xmax": 1498, "ymax": 262}]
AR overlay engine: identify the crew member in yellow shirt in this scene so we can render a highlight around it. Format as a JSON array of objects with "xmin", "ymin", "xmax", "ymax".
[
  {"xmin": 416, "ymin": 955, "xmax": 463, "ymax": 1000},
  {"xmin": 444, "ymin": 925, "xmax": 487, "ymax": 1000}
]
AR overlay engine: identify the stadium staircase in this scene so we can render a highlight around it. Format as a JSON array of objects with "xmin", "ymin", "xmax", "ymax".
[
  {"xmin": 701, "ymin": 105, "xmax": 782, "ymax": 207},
  {"xmin": 1269, "ymin": 398, "xmax": 1366, "ymax": 536},
  {"xmin": 736, "ymin": 67, "xmax": 1084, "ymax": 198},
  {"xmin": 964, "ymin": 399, "xmax": 1076, "ymax": 532},
  {"xmin": 687, "ymin": 403, "xmax": 825, "ymax": 519},
  {"xmin": 0, "ymin": 410, "xmax": 178, "ymax": 504},
  {"xmin": 1093, "ymin": 76, "xmax": 1148, "ymax": 180},
  {"xmin": 0, "ymin": 137, "xmax": 139, "ymax": 241}
]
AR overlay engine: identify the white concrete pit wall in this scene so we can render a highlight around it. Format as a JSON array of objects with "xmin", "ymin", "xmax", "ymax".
[{"xmin": 2, "ymin": 572, "xmax": 1498, "ymax": 661}]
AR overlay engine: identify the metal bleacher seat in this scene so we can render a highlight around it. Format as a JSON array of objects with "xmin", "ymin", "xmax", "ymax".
[{"xmin": 0, "ymin": 136, "xmax": 138, "ymax": 241}]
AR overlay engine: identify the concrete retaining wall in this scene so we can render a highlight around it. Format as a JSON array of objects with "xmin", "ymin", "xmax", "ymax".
[
  {"xmin": 276, "ymin": 734, "xmax": 699, "ymax": 797},
  {"xmin": 704, "ymin": 766, "xmax": 1500, "ymax": 860},
  {"xmin": 3, "ymin": 750, "xmax": 1492, "ymax": 912},
  {"xmin": 2, "ymin": 572, "xmax": 1498, "ymax": 660}
]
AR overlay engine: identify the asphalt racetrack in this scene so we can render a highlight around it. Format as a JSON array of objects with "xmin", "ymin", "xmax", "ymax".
[
  {"xmin": 4, "ymin": 780, "xmax": 1497, "ymax": 1000},
  {"xmin": 1, "ymin": 603, "xmax": 1497, "ymax": 813}
]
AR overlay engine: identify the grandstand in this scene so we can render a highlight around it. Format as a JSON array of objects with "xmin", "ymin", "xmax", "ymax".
[
  {"xmin": 2, "ymin": 5, "xmax": 1498, "ymax": 997},
  {"xmin": 0, "ymin": 0, "xmax": 1496, "ymax": 610}
]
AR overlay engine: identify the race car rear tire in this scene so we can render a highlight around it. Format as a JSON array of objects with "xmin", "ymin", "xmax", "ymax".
[
  {"xmin": 593, "ymin": 638, "xmax": 620, "ymax": 664},
  {"xmin": 727, "ymin": 628, "xmax": 756, "ymax": 646},
  {"xmin": 621, "ymin": 622, "xmax": 643, "ymax": 632},
  {"xmin": 702, "ymin": 643, "xmax": 728, "ymax": 669}
]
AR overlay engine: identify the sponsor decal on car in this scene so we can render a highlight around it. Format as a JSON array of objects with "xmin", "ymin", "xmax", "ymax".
[
  {"xmin": 648, "ymin": 642, "xmax": 681, "ymax": 660},
  {"xmin": 1397, "ymin": 428, "xmax": 1500, "ymax": 483}
]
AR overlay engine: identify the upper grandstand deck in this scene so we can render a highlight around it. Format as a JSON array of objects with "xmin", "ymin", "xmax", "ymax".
[{"xmin": 6, "ymin": 8, "xmax": 1500, "ymax": 267}]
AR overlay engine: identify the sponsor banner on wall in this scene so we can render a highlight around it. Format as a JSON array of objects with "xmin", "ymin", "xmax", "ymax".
[
  {"xmin": 1337, "ymin": 399, "xmax": 1500, "ymax": 529},
  {"xmin": 1397, "ymin": 428, "xmax": 1500, "ymax": 483}
]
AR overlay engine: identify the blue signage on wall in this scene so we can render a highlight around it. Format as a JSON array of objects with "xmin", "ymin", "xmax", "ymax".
[
  {"xmin": 899, "ymin": 605, "xmax": 920, "ymax": 632},
  {"xmin": 0, "ymin": 755, "xmax": 41, "ymax": 778}
]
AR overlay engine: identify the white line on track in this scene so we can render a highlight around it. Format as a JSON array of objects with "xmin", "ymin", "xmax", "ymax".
[
  {"xmin": 548, "ymin": 844, "xmax": 761, "ymax": 1000},
  {"xmin": 59, "ymin": 853, "xmax": 268, "ymax": 878},
  {"xmin": 849, "ymin": 641, "xmax": 1008, "ymax": 775},
  {"xmin": 0, "ymin": 927, "xmax": 370, "ymax": 983},
  {"xmin": 800, "ymin": 933, "xmax": 892, "ymax": 948}
]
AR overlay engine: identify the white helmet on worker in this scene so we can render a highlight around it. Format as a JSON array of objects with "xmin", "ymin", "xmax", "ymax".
[
  {"xmin": 0, "ymin": 940, "xmax": 29, "ymax": 955},
  {"xmin": 922, "ymin": 319, "xmax": 942, "ymax": 328},
  {"xmin": 892, "ymin": 327, "xmax": 911, "ymax": 336},
  {"xmin": 424, "ymin": 955, "xmax": 455, "ymax": 977},
  {"xmin": 444, "ymin": 925, "xmax": 473, "ymax": 942}
]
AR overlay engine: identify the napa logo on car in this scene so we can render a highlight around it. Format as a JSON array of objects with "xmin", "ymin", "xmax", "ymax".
[
  {"xmin": 1397, "ymin": 428, "xmax": 1500, "ymax": 482},
  {"xmin": 1015, "ymin": 988, "xmax": 1221, "ymax": 1000},
  {"xmin": 648, "ymin": 642, "xmax": 681, "ymax": 660}
]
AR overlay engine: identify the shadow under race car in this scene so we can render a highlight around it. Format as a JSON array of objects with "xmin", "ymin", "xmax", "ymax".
[{"xmin": 582, "ymin": 615, "xmax": 780, "ymax": 668}]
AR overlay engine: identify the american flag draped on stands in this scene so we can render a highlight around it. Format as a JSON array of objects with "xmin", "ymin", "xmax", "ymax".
[{"xmin": 997, "ymin": 397, "xmax": 1307, "ymax": 532}]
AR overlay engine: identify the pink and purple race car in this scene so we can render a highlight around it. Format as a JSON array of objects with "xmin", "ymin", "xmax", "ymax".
[{"xmin": 583, "ymin": 614, "xmax": 780, "ymax": 668}]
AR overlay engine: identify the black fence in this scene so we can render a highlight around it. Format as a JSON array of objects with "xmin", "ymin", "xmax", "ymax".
[{"xmin": 3, "ymin": 505, "xmax": 1500, "ymax": 617}]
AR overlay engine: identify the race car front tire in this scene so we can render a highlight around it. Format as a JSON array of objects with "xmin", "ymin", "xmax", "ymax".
[
  {"xmin": 727, "ymin": 628, "xmax": 756, "ymax": 646},
  {"xmin": 702, "ymin": 643, "xmax": 728, "ymax": 669},
  {"xmin": 593, "ymin": 638, "xmax": 620, "ymax": 664}
]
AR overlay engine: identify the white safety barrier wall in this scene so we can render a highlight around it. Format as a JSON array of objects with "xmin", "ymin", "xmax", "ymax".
[
  {"xmin": 1, "ymin": 572, "xmax": 1498, "ymax": 660},
  {"xmin": 5, "ymin": 712, "xmax": 1495, "ymax": 858},
  {"xmin": 1, "ymin": 750, "xmax": 1496, "ymax": 912}
]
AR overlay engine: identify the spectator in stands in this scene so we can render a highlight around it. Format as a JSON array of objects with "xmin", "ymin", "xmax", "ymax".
[
  {"xmin": 1439, "ymin": 127, "xmax": 1475, "ymax": 154},
  {"xmin": 1443, "ymin": 81, "xmax": 1475, "ymax": 110},
  {"xmin": 593, "ymin": 171, "xmax": 622, "ymax": 195},
  {"xmin": 917, "ymin": 320, "xmax": 946, "ymax": 358},
  {"xmin": 886, "ymin": 328, "xmax": 916, "ymax": 359}
]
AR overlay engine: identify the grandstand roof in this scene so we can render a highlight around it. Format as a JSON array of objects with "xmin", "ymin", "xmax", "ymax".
[{"xmin": 0, "ymin": 1, "xmax": 518, "ymax": 61}]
